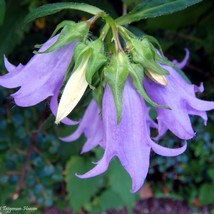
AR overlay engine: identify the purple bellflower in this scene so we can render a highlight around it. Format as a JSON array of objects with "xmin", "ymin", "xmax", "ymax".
[
  {"xmin": 144, "ymin": 50, "xmax": 214, "ymax": 140},
  {"xmin": 61, "ymin": 79, "xmax": 187, "ymax": 192},
  {"xmin": 0, "ymin": 35, "xmax": 77, "ymax": 125}
]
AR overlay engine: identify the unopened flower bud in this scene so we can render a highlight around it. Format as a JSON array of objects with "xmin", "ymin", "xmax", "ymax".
[
  {"xmin": 146, "ymin": 71, "xmax": 168, "ymax": 86},
  {"xmin": 55, "ymin": 54, "xmax": 90, "ymax": 124}
]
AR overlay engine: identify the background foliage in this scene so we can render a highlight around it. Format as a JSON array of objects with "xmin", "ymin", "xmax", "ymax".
[{"xmin": 0, "ymin": 0, "xmax": 214, "ymax": 213}]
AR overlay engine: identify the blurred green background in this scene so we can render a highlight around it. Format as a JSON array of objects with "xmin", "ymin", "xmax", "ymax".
[{"xmin": 0, "ymin": 0, "xmax": 214, "ymax": 213}]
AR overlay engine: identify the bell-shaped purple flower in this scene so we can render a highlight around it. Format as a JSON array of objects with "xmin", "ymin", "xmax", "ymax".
[
  {"xmin": 61, "ymin": 79, "xmax": 187, "ymax": 192},
  {"xmin": 144, "ymin": 51, "xmax": 214, "ymax": 140},
  {"xmin": 0, "ymin": 35, "xmax": 77, "ymax": 125},
  {"xmin": 60, "ymin": 100, "xmax": 105, "ymax": 154}
]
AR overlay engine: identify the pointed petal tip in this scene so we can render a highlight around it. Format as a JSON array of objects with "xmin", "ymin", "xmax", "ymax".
[
  {"xmin": 173, "ymin": 48, "xmax": 190, "ymax": 69},
  {"xmin": 151, "ymin": 140, "xmax": 187, "ymax": 157},
  {"xmin": 75, "ymin": 172, "xmax": 89, "ymax": 179},
  {"xmin": 130, "ymin": 178, "xmax": 146, "ymax": 193}
]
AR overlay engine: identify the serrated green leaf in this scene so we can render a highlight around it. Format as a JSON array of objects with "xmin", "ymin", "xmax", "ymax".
[
  {"xmin": 104, "ymin": 53, "xmax": 129, "ymax": 123},
  {"xmin": 108, "ymin": 159, "xmax": 136, "ymax": 211},
  {"xmin": 0, "ymin": 2, "xmax": 29, "ymax": 67},
  {"xmin": 122, "ymin": 0, "xmax": 142, "ymax": 7},
  {"xmin": 97, "ymin": 189, "xmax": 124, "ymax": 211},
  {"xmin": 199, "ymin": 184, "xmax": 214, "ymax": 205},
  {"xmin": 0, "ymin": 0, "xmax": 5, "ymax": 25},
  {"xmin": 116, "ymin": 0, "xmax": 202, "ymax": 25},
  {"xmin": 129, "ymin": 63, "xmax": 169, "ymax": 109},
  {"xmin": 25, "ymin": 2, "xmax": 104, "ymax": 23},
  {"xmin": 65, "ymin": 156, "xmax": 104, "ymax": 213}
]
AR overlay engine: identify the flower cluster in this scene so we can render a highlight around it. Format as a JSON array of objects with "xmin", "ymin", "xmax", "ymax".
[{"xmin": 1, "ymin": 13, "xmax": 214, "ymax": 193}]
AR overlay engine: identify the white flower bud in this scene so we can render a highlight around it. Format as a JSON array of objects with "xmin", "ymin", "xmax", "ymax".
[{"xmin": 55, "ymin": 57, "xmax": 89, "ymax": 124}]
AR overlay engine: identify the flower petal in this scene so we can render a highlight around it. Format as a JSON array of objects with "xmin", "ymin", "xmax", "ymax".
[
  {"xmin": 60, "ymin": 100, "xmax": 102, "ymax": 142},
  {"xmin": 4, "ymin": 56, "xmax": 23, "ymax": 73},
  {"xmin": 150, "ymin": 141, "xmax": 187, "ymax": 157},
  {"xmin": 173, "ymin": 48, "xmax": 189, "ymax": 69},
  {"xmin": 78, "ymin": 80, "xmax": 152, "ymax": 193},
  {"xmin": 0, "ymin": 35, "xmax": 75, "ymax": 107},
  {"xmin": 144, "ymin": 77, "xmax": 195, "ymax": 140}
]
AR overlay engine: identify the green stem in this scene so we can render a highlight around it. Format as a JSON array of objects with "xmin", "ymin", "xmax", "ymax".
[
  {"xmin": 87, "ymin": 12, "xmax": 105, "ymax": 26},
  {"xmin": 99, "ymin": 23, "xmax": 110, "ymax": 41},
  {"xmin": 118, "ymin": 26, "xmax": 135, "ymax": 42},
  {"xmin": 103, "ymin": 15, "xmax": 123, "ymax": 53}
]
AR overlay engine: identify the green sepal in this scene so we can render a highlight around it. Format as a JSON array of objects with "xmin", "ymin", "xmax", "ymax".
[
  {"xmin": 145, "ymin": 60, "xmax": 169, "ymax": 75},
  {"xmin": 36, "ymin": 21, "xmax": 89, "ymax": 54},
  {"xmin": 85, "ymin": 40, "xmax": 107, "ymax": 87},
  {"xmin": 93, "ymin": 83, "xmax": 104, "ymax": 110},
  {"xmin": 143, "ymin": 35, "xmax": 164, "ymax": 56},
  {"xmin": 129, "ymin": 38, "xmax": 169, "ymax": 75},
  {"xmin": 74, "ymin": 48, "xmax": 92, "ymax": 72},
  {"xmin": 129, "ymin": 63, "xmax": 170, "ymax": 109},
  {"xmin": 73, "ymin": 42, "xmax": 88, "ymax": 68},
  {"xmin": 72, "ymin": 40, "xmax": 107, "ymax": 89},
  {"xmin": 104, "ymin": 52, "xmax": 129, "ymax": 123},
  {"xmin": 73, "ymin": 40, "xmax": 107, "ymax": 88},
  {"xmin": 50, "ymin": 20, "xmax": 75, "ymax": 38}
]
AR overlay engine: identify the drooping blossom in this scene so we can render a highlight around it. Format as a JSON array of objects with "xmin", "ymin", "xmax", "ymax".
[
  {"xmin": 61, "ymin": 79, "xmax": 187, "ymax": 192},
  {"xmin": 0, "ymin": 35, "xmax": 77, "ymax": 125},
  {"xmin": 144, "ymin": 50, "xmax": 214, "ymax": 140},
  {"xmin": 60, "ymin": 100, "xmax": 104, "ymax": 154}
]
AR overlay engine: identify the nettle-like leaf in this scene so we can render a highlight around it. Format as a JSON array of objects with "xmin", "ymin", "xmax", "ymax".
[
  {"xmin": 108, "ymin": 159, "xmax": 136, "ymax": 211},
  {"xmin": 0, "ymin": 0, "xmax": 5, "ymax": 25},
  {"xmin": 65, "ymin": 156, "xmax": 104, "ymax": 213},
  {"xmin": 0, "ymin": 1, "xmax": 29, "ymax": 68},
  {"xmin": 199, "ymin": 184, "xmax": 214, "ymax": 205},
  {"xmin": 116, "ymin": 0, "xmax": 202, "ymax": 25},
  {"xmin": 25, "ymin": 2, "xmax": 104, "ymax": 23},
  {"xmin": 104, "ymin": 52, "xmax": 129, "ymax": 123}
]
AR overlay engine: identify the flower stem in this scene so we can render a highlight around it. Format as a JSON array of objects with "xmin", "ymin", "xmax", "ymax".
[
  {"xmin": 87, "ymin": 12, "xmax": 105, "ymax": 26},
  {"xmin": 103, "ymin": 15, "xmax": 123, "ymax": 53}
]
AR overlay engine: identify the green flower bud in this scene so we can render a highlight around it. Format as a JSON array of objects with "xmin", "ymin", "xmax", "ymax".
[
  {"xmin": 127, "ymin": 37, "xmax": 169, "ymax": 86},
  {"xmin": 38, "ymin": 21, "xmax": 89, "ymax": 53}
]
